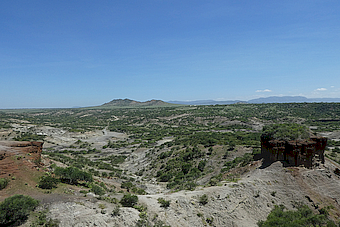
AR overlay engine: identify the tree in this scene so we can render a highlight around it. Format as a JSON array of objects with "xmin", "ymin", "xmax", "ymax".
[
  {"xmin": 38, "ymin": 175, "xmax": 59, "ymax": 189},
  {"xmin": 0, "ymin": 195, "xmax": 39, "ymax": 226},
  {"xmin": 198, "ymin": 160, "xmax": 206, "ymax": 172},
  {"xmin": 120, "ymin": 194, "xmax": 138, "ymax": 207},
  {"xmin": 54, "ymin": 167, "xmax": 93, "ymax": 184},
  {"xmin": 121, "ymin": 181, "xmax": 134, "ymax": 192},
  {"xmin": 262, "ymin": 123, "xmax": 310, "ymax": 141},
  {"xmin": 91, "ymin": 184, "xmax": 106, "ymax": 196}
]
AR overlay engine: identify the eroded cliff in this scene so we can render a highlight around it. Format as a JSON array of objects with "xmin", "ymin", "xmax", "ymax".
[
  {"xmin": 261, "ymin": 135, "xmax": 327, "ymax": 168},
  {"xmin": 0, "ymin": 141, "xmax": 43, "ymax": 178}
]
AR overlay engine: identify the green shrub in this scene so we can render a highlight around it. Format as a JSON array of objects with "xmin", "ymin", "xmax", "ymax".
[
  {"xmin": 131, "ymin": 187, "xmax": 147, "ymax": 195},
  {"xmin": 38, "ymin": 175, "xmax": 59, "ymax": 189},
  {"xmin": 262, "ymin": 123, "xmax": 310, "ymax": 141},
  {"xmin": 199, "ymin": 194, "xmax": 208, "ymax": 205},
  {"xmin": 91, "ymin": 184, "xmax": 106, "ymax": 196},
  {"xmin": 54, "ymin": 166, "xmax": 93, "ymax": 184},
  {"xmin": 157, "ymin": 198, "xmax": 170, "ymax": 208},
  {"xmin": 206, "ymin": 217, "xmax": 214, "ymax": 225},
  {"xmin": 198, "ymin": 160, "xmax": 206, "ymax": 172},
  {"xmin": 111, "ymin": 205, "xmax": 120, "ymax": 217},
  {"xmin": 120, "ymin": 194, "xmax": 138, "ymax": 207},
  {"xmin": 257, "ymin": 204, "xmax": 336, "ymax": 227},
  {"xmin": 0, "ymin": 195, "xmax": 39, "ymax": 226},
  {"xmin": 121, "ymin": 181, "xmax": 134, "ymax": 191},
  {"xmin": 133, "ymin": 204, "xmax": 147, "ymax": 212},
  {"xmin": 0, "ymin": 178, "xmax": 9, "ymax": 190},
  {"xmin": 31, "ymin": 210, "xmax": 59, "ymax": 227}
]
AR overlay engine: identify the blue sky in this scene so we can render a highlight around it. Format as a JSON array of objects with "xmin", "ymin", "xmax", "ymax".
[{"xmin": 1, "ymin": 1, "xmax": 339, "ymax": 108}]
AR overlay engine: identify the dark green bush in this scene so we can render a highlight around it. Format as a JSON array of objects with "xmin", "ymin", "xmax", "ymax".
[
  {"xmin": 262, "ymin": 123, "xmax": 310, "ymax": 141},
  {"xmin": 0, "ymin": 178, "xmax": 9, "ymax": 190},
  {"xmin": 120, "ymin": 194, "xmax": 138, "ymax": 207},
  {"xmin": 257, "ymin": 204, "xmax": 336, "ymax": 227},
  {"xmin": 121, "ymin": 181, "xmax": 134, "ymax": 191},
  {"xmin": 54, "ymin": 166, "xmax": 93, "ymax": 184},
  {"xmin": 198, "ymin": 160, "xmax": 207, "ymax": 172},
  {"xmin": 0, "ymin": 195, "xmax": 39, "ymax": 226},
  {"xmin": 91, "ymin": 184, "xmax": 106, "ymax": 196},
  {"xmin": 157, "ymin": 198, "xmax": 170, "ymax": 208},
  {"xmin": 38, "ymin": 175, "xmax": 59, "ymax": 189},
  {"xmin": 199, "ymin": 194, "xmax": 208, "ymax": 205}
]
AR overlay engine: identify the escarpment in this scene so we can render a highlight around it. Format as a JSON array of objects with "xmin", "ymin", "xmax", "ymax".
[{"xmin": 0, "ymin": 141, "xmax": 44, "ymax": 178}]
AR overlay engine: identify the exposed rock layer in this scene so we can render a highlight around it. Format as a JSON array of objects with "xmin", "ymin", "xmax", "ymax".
[
  {"xmin": 0, "ymin": 141, "xmax": 43, "ymax": 178},
  {"xmin": 261, "ymin": 136, "xmax": 327, "ymax": 168}
]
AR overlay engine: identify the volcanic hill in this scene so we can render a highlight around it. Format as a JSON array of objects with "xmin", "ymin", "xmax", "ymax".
[{"xmin": 101, "ymin": 99, "xmax": 172, "ymax": 107}]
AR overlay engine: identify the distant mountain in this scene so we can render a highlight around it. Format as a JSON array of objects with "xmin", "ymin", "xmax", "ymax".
[
  {"xmin": 168, "ymin": 96, "xmax": 340, "ymax": 105},
  {"xmin": 168, "ymin": 100, "xmax": 244, "ymax": 105},
  {"xmin": 248, "ymin": 96, "xmax": 308, "ymax": 103},
  {"xmin": 101, "ymin": 99, "xmax": 172, "ymax": 107},
  {"xmin": 248, "ymin": 96, "xmax": 340, "ymax": 104},
  {"xmin": 100, "ymin": 96, "xmax": 340, "ymax": 108}
]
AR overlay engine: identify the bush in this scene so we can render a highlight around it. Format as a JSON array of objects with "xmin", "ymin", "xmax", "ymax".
[
  {"xmin": 206, "ymin": 217, "xmax": 214, "ymax": 225},
  {"xmin": 198, "ymin": 160, "xmax": 207, "ymax": 172},
  {"xmin": 199, "ymin": 194, "xmax": 208, "ymax": 205},
  {"xmin": 262, "ymin": 123, "xmax": 310, "ymax": 141},
  {"xmin": 257, "ymin": 204, "xmax": 336, "ymax": 227},
  {"xmin": 31, "ymin": 210, "xmax": 59, "ymax": 227},
  {"xmin": 38, "ymin": 175, "xmax": 59, "ymax": 189},
  {"xmin": 157, "ymin": 198, "xmax": 170, "ymax": 208},
  {"xmin": 111, "ymin": 205, "xmax": 120, "ymax": 217},
  {"xmin": 0, "ymin": 194, "xmax": 39, "ymax": 226},
  {"xmin": 91, "ymin": 184, "xmax": 106, "ymax": 196},
  {"xmin": 54, "ymin": 166, "xmax": 93, "ymax": 184},
  {"xmin": 120, "ymin": 194, "xmax": 138, "ymax": 207},
  {"xmin": 121, "ymin": 181, "xmax": 134, "ymax": 191},
  {"xmin": 0, "ymin": 178, "xmax": 9, "ymax": 190}
]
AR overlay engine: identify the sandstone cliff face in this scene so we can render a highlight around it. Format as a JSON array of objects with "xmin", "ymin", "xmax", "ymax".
[
  {"xmin": 261, "ymin": 136, "xmax": 327, "ymax": 168},
  {"xmin": 0, "ymin": 141, "xmax": 43, "ymax": 178}
]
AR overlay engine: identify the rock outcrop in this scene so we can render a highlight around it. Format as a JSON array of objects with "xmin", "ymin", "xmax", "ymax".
[
  {"xmin": 0, "ymin": 141, "xmax": 43, "ymax": 178},
  {"xmin": 261, "ymin": 135, "xmax": 327, "ymax": 168}
]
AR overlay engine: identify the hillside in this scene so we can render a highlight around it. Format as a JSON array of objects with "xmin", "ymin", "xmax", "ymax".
[
  {"xmin": 1, "ymin": 103, "xmax": 340, "ymax": 226},
  {"xmin": 45, "ymin": 159, "xmax": 340, "ymax": 227},
  {"xmin": 101, "ymin": 99, "xmax": 173, "ymax": 107}
]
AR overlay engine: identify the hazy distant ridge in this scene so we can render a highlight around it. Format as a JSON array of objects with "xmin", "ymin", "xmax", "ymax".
[
  {"xmin": 168, "ymin": 96, "xmax": 340, "ymax": 105},
  {"xmin": 100, "ymin": 96, "xmax": 340, "ymax": 108},
  {"xmin": 248, "ymin": 96, "xmax": 340, "ymax": 103},
  {"xmin": 168, "ymin": 100, "xmax": 244, "ymax": 105}
]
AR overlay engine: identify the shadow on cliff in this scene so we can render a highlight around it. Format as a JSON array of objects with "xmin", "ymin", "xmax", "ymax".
[
  {"xmin": 254, "ymin": 153, "xmax": 293, "ymax": 169},
  {"xmin": 258, "ymin": 160, "xmax": 291, "ymax": 169}
]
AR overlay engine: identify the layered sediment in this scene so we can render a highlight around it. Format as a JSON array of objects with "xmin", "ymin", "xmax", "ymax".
[{"xmin": 261, "ymin": 136, "xmax": 327, "ymax": 168}]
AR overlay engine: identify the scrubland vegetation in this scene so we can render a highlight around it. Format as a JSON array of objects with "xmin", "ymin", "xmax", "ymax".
[{"xmin": 2, "ymin": 102, "xmax": 340, "ymax": 226}]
